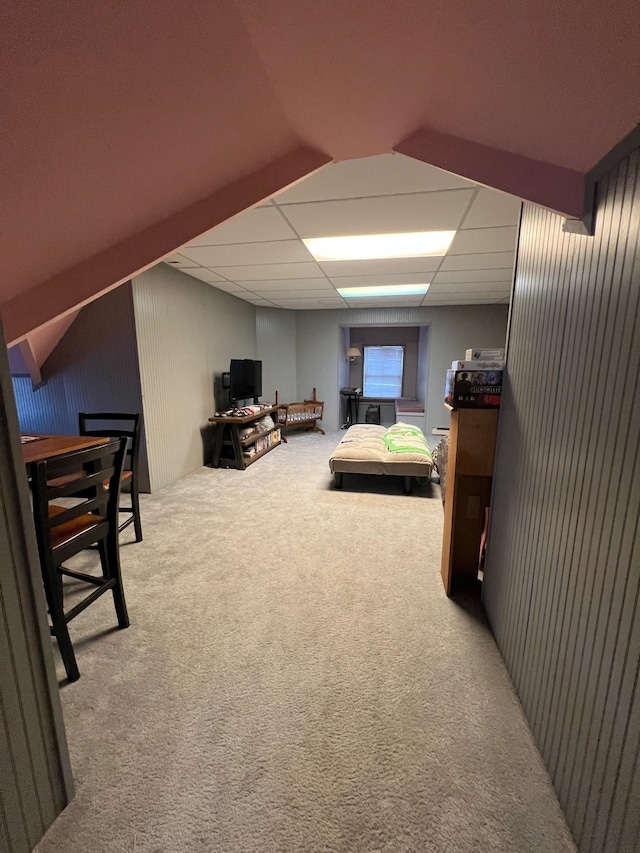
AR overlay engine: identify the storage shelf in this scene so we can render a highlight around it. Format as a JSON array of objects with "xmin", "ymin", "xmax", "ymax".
[
  {"xmin": 243, "ymin": 440, "xmax": 280, "ymax": 466},
  {"xmin": 210, "ymin": 408, "xmax": 279, "ymax": 470},
  {"xmin": 242, "ymin": 426, "xmax": 275, "ymax": 447},
  {"xmin": 221, "ymin": 426, "xmax": 276, "ymax": 447}
]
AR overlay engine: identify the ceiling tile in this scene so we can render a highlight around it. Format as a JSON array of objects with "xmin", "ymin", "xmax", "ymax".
[
  {"xmin": 235, "ymin": 293, "xmax": 276, "ymax": 305},
  {"xmin": 429, "ymin": 294, "xmax": 512, "ymax": 305},
  {"xmin": 429, "ymin": 282, "xmax": 511, "ymax": 294},
  {"xmin": 163, "ymin": 254, "xmax": 200, "ymax": 269},
  {"xmin": 272, "ymin": 298, "xmax": 345, "ymax": 309},
  {"xmin": 181, "ymin": 267, "xmax": 227, "ymax": 283},
  {"xmin": 422, "ymin": 298, "xmax": 501, "ymax": 306},
  {"xmin": 439, "ymin": 251, "xmax": 515, "ymax": 270},
  {"xmin": 344, "ymin": 298, "xmax": 423, "ymax": 308},
  {"xmin": 256, "ymin": 288, "xmax": 338, "ymax": 300},
  {"xmin": 448, "ymin": 226, "xmax": 518, "ymax": 255},
  {"xmin": 433, "ymin": 268, "xmax": 513, "ymax": 284},
  {"xmin": 328, "ymin": 272, "xmax": 432, "ymax": 288},
  {"xmin": 280, "ymin": 190, "xmax": 474, "ymax": 238},
  {"xmin": 163, "ymin": 155, "xmax": 522, "ymax": 311},
  {"xmin": 273, "ymin": 153, "xmax": 476, "ymax": 203},
  {"xmin": 206, "ymin": 280, "xmax": 247, "ymax": 293},
  {"xmin": 179, "ymin": 240, "xmax": 313, "ymax": 267},
  {"xmin": 423, "ymin": 293, "xmax": 507, "ymax": 303},
  {"xmin": 318, "ymin": 256, "xmax": 441, "ymax": 277},
  {"xmin": 184, "ymin": 206, "xmax": 296, "ymax": 246},
  {"xmin": 211, "ymin": 262, "xmax": 325, "ymax": 281},
  {"xmin": 233, "ymin": 276, "xmax": 330, "ymax": 291},
  {"xmin": 461, "ymin": 188, "xmax": 522, "ymax": 229}
]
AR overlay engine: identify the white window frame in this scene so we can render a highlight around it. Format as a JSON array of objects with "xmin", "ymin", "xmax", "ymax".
[{"xmin": 362, "ymin": 345, "xmax": 404, "ymax": 398}]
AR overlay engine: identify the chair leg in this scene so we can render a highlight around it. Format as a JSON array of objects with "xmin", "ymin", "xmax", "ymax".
[
  {"xmin": 47, "ymin": 573, "xmax": 80, "ymax": 682},
  {"xmin": 105, "ymin": 534, "xmax": 130, "ymax": 629},
  {"xmin": 130, "ymin": 485, "xmax": 143, "ymax": 542}
]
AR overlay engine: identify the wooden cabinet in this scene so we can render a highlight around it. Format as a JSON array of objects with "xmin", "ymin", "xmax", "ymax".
[
  {"xmin": 209, "ymin": 406, "xmax": 280, "ymax": 470},
  {"xmin": 440, "ymin": 408, "xmax": 499, "ymax": 596}
]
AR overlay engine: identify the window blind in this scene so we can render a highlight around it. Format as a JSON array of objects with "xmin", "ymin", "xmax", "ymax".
[{"xmin": 363, "ymin": 346, "xmax": 404, "ymax": 397}]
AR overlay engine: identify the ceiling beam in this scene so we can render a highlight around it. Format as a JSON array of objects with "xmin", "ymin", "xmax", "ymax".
[
  {"xmin": 2, "ymin": 146, "xmax": 331, "ymax": 346},
  {"xmin": 395, "ymin": 126, "xmax": 585, "ymax": 220}
]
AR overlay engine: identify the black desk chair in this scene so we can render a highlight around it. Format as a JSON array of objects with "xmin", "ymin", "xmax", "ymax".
[
  {"xmin": 31, "ymin": 439, "xmax": 129, "ymax": 682},
  {"xmin": 79, "ymin": 413, "xmax": 143, "ymax": 542}
]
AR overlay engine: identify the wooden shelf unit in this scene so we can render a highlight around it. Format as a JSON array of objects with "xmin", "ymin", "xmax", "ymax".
[
  {"xmin": 440, "ymin": 408, "xmax": 499, "ymax": 596},
  {"xmin": 210, "ymin": 406, "xmax": 280, "ymax": 470}
]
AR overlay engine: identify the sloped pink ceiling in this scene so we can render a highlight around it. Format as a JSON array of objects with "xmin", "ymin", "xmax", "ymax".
[
  {"xmin": 1, "ymin": 1, "xmax": 639, "ymax": 344},
  {"xmin": 236, "ymin": 0, "xmax": 640, "ymax": 169},
  {"xmin": 7, "ymin": 312, "xmax": 80, "ymax": 387}
]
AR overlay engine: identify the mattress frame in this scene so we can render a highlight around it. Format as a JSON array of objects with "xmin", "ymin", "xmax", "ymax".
[{"xmin": 329, "ymin": 424, "xmax": 433, "ymax": 493}]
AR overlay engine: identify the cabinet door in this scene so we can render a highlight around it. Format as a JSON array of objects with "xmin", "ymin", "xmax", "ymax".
[{"xmin": 440, "ymin": 409, "xmax": 499, "ymax": 595}]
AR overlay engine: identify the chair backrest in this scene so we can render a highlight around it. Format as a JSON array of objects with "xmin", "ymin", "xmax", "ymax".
[
  {"xmin": 31, "ymin": 438, "xmax": 127, "ymax": 565},
  {"xmin": 78, "ymin": 412, "xmax": 141, "ymax": 475}
]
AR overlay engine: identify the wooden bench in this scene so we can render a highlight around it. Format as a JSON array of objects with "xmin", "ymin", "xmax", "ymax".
[{"xmin": 275, "ymin": 388, "xmax": 325, "ymax": 443}]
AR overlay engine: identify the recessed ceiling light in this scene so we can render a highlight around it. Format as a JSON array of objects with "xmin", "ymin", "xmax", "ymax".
[
  {"xmin": 303, "ymin": 231, "xmax": 455, "ymax": 261},
  {"xmin": 337, "ymin": 283, "xmax": 430, "ymax": 298}
]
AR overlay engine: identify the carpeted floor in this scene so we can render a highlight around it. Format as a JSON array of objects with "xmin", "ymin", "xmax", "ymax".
[{"xmin": 36, "ymin": 431, "xmax": 576, "ymax": 853}]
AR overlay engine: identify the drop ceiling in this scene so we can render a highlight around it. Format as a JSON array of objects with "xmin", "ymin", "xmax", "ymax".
[{"xmin": 163, "ymin": 153, "xmax": 520, "ymax": 310}]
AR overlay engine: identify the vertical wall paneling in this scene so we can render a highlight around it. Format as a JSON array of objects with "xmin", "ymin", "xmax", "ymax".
[
  {"xmin": 11, "ymin": 283, "xmax": 150, "ymax": 491},
  {"xmin": 416, "ymin": 325, "xmax": 429, "ymax": 412},
  {"xmin": 293, "ymin": 305, "xmax": 508, "ymax": 432},
  {"xmin": 132, "ymin": 265, "xmax": 257, "ymax": 491},
  {"xmin": 0, "ymin": 321, "xmax": 73, "ymax": 853},
  {"xmin": 256, "ymin": 307, "xmax": 297, "ymax": 402},
  {"xmin": 483, "ymin": 148, "xmax": 640, "ymax": 853},
  {"xmin": 295, "ymin": 310, "xmax": 341, "ymax": 429}
]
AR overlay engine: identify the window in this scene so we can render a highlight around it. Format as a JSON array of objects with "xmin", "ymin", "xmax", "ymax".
[{"xmin": 363, "ymin": 346, "xmax": 404, "ymax": 398}]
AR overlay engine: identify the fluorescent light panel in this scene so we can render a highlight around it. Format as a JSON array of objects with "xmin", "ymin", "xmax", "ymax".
[
  {"xmin": 337, "ymin": 283, "xmax": 430, "ymax": 298},
  {"xmin": 304, "ymin": 230, "xmax": 455, "ymax": 261}
]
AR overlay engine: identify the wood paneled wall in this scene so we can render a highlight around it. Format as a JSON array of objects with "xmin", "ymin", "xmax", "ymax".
[
  {"xmin": 0, "ymin": 322, "xmax": 73, "ymax": 852},
  {"xmin": 484, "ymin": 150, "xmax": 640, "ymax": 853}
]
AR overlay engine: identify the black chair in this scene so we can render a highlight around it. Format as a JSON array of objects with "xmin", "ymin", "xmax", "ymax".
[
  {"xmin": 31, "ymin": 438, "xmax": 129, "ymax": 682},
  {"xmin": 79, "ymin": 412, "xmax": 143, "ymax": 542}
]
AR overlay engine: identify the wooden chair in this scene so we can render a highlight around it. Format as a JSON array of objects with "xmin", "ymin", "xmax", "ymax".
[
  {"xmin": 31, "ymin": 438, "xmax": 129, "ymax": 682},
  {"xmin": 79, "ymin": 412, "xmax": 143, "ymax": 542}
]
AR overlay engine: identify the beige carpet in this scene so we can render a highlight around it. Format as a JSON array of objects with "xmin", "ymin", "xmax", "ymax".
[{"xmin": 36, "ymin": 431, "xmax": 576, "ymax": 853}]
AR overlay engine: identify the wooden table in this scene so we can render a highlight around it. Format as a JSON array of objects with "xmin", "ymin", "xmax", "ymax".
[{"xmin": 22, "ymin": 434, "xmax": 112, "ymax": 467}]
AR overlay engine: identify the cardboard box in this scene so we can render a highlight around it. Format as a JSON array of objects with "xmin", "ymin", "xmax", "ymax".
[
  {"xmin": 452, "ymin": 359, "xmax": 504, "ymax": 370},
  {"xmin": 445, "ymin": 369, "xmax": 503, "ymax": 409},
  {"xmin": 465, "ymin": 348, "xmax": 505, "ymax": 361}
]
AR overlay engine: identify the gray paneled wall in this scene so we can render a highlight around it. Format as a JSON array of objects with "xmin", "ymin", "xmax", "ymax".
[
  {"xmin": 132, "ymin": 265, "xmax": 257, "ymax": 491},
  {"xmin": 256, "ymin": 307, "xmax": 297, "ymax": 402},
  {"xmin": 0, "ymin": 322, "xmax": 73, "ymax": 853},
  {"xmin": 295, "ymin": 310, "xmax": 342, "ymax": 429},
  {"xmin": 11, "ymin": 283, "xmax": 150, "ymax": 491},
  {"xmin": 483, "ymin": 150, "xmax": 640, "ymax": 853},
  {"xmin": 291, "ymin": 305, "xmax": 508, "ymax": 432}
]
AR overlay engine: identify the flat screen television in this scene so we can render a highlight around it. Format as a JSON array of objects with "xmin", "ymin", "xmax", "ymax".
[{"xmin": 229, "ymin": 359, "xmax": 262, "ymax": 403}]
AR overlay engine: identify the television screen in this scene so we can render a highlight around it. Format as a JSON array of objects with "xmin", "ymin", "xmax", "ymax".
[{"xmin": 229, "ymin": 359, "xmax": 262, "ymax": 402}]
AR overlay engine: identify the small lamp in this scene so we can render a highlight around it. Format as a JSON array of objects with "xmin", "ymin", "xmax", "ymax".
[{"xmin": 347, "ymin": 347, "xmax": 362, "ymax": 362}]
